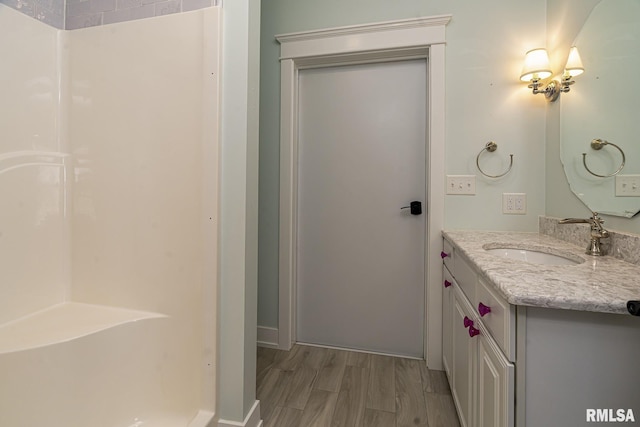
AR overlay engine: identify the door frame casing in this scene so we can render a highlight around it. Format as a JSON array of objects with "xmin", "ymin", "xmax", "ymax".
[{"xmin": 276, "ymin": 15, "xmax": 450, "ymax": 368}]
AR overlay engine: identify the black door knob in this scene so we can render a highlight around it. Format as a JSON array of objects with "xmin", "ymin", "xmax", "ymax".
[{"xmin": 401, "ymin": 201, "xmax": 422, "ymax": 215}]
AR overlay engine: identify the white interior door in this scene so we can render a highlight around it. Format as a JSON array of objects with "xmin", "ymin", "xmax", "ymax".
[{"xmin": 296, "ymin": 59, "xmax": 427, "ymax": 358}]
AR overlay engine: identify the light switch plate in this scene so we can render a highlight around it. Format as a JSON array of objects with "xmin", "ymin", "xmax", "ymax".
[
  {"xmin": 446, "ymin": 175, "xmax": 476, "ymax": 195},
  {"xmin": 615, "ymin": 175, "xmax": 640, "ymax": 197},
  {"xmin": 503, "ymin": 193, "xmax": 526, "ymax": 214}
]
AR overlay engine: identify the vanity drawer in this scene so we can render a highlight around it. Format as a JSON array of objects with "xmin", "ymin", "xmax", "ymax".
[
  {"xmin": 454, "ymin": 252, "xmax": 477, "ymax": 305},
  {"xmin": 476, "ymin": 277, "xmax": 516, "ymax": 362}
]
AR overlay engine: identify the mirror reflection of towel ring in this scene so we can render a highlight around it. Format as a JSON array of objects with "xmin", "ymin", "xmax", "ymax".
[
  {"xmin": 476, "ymin": 141, "xmax": 514, "ymax": 178},
  {"xmin": 582, "ymin": 138, "xmax": 626, "ymax": 178}
]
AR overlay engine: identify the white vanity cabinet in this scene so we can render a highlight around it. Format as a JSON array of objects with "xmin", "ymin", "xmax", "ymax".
[
  {"xmin": 442, "ymin": 232, "xmax": 640, "ymax": 427},
  {"xmin": 475, "ymin": 325, "xmax": 514, "ymax": 427},
  {"xmin": 442, "ymin": 266, "xmax": 454, "ymax": 378},
  {"xmin": 451, "ymin": 285, "xmax": 475, "ymax": 427},
  {"xmin": 442, "ymin": 243, "xmax": 515, "ymax": 427}
]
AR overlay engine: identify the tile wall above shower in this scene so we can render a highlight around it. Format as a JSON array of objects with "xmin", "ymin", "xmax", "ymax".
[
  {"xmin": 0, "ymin": 0, "xmax": 218, "ymax": 29},
  {"xmin": 0, "ymin": 0, "xmax": 63, "ymax": 27}
]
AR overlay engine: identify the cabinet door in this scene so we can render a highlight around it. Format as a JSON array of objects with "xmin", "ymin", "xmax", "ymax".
[
  {"xmin": 452, "ymin": 287, "xmax": 476, "ymax": 427},
  {"xmin": 476, "ymin": 334, "xmax": 515, "ymax": 427},
  {"xmin": 442, "ymin": 267, "xmax": 454, "ymax": 379}
]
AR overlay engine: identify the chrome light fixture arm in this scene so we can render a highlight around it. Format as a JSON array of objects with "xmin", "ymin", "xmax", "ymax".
[{"xmin": 529, "ymin": 78, "xmax": 560, "ymax": 102}]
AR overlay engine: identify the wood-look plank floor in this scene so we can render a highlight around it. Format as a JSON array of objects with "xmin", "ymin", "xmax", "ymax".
[{"xmin": 257, "ymin": 344, "xmax": 461, "ymax": 427}]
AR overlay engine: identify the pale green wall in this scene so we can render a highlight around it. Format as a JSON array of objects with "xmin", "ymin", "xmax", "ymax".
[{"xmin": 258, "ymin": 0, "xmax": 548, "ymax": 329}]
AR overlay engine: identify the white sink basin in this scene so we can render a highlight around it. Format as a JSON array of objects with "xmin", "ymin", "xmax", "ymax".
[{"xmin": 484, "ymin": 247, "xmax": 584, "ymax": 266}]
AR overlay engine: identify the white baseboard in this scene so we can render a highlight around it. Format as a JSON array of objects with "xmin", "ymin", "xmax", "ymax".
[
  {"xmin": 257, "ymin": 326, "xmax": 279, "ymax": 349},
  {"xmin": 218, "ymin": 400, "xmax": 261, "ymax": 427}
]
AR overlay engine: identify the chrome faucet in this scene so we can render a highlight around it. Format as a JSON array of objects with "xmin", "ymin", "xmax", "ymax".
[{"xmin": 559, "ymin": 212, "xmax": 610, "ymax": 256}]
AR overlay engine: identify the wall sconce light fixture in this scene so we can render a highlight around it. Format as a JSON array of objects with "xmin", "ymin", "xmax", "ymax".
[{"xmin": 520, "ymin": 46, "xmax": 584, "ymax": 102}]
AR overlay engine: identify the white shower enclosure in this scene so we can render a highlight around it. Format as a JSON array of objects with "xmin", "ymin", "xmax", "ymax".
[{"xmin": 0, "ymin": 5, "xmax": 220, "ymax": 426}]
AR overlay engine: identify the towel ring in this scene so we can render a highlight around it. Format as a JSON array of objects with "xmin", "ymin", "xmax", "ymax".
[
  {"xmin": 476, "ymin": 141, "xmax": 514, "ymax": 178},
  {"xmin": 582, "ymin": 138, "xmax": 626, "ymax": 178}
]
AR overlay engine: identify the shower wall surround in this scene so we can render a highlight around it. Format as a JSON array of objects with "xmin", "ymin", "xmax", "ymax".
[
  {"xmin": 0, "ymin": 5, "xmax": 69, "ymax": 324},
  {"xmin": 0, "ymin": 4, "xmax": 221, "ymax": 424},
  {"xmin": 67, "ymin": 12, "xmax": 218, "ymax": 416},
  {"xmin": 0, "ymin": 0, "xmax": 217, "ymax": 29}
]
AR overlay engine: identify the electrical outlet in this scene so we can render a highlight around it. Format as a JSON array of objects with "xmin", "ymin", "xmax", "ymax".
[
  {"xmin": 446, "ymin": 175, "xmax": 476, "ymax": 195},
  {"xmin": 615, "ymin": 175, "xmax": 640, "ymax": 197},
  {"xmin": 503, "ymin": 193, "xmax": 526, "ymax": 214}
]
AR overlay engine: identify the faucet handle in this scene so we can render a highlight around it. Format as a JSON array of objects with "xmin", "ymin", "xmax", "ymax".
[
  {"xmin": 593, "ymin": 212, "xmax": 606, "ymax": 226},
  {"xmin": 590, "ymin": 212, "xmax": 609, "ymax": 234}
]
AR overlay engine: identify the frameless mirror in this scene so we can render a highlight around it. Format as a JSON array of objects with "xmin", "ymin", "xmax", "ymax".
[{"xmin": 560, "ymin": 0, "xmax": 640, "ymax": 218}]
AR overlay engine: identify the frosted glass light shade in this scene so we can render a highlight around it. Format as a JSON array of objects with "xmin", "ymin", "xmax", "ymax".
[
  {"xmin": 564, "ymin": 46, "xmax": 584, "ymax": 77},
  {"xmin": 520, "ymin": 48, "xmax": 552, "ymax": 82}
]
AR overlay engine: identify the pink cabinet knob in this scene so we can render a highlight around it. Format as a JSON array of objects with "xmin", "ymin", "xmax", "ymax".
[
  {"xmin": 478, "ymin": 302, "xmax": 491, "ymax": 317},
  {"xmin": 441, "ymin": 251, "xmax": 450, "ymax": 259},
  {"xmin": 444, "ymin": 280, "xmax": 452, "ymax": 288},
  {"xmin": 468, "ymin": 326, "xmax": 480, "ymax": 337},
  {"xmin": 463, "ymin": 316, "xmax": 473, "ymax": 329}
]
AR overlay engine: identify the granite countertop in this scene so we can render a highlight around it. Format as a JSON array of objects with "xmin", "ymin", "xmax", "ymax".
[{"xmin": 442, "ymin": 230, "xmax": 640, "ymax": 315}]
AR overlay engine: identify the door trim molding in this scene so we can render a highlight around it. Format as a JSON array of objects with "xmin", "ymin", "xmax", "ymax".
[{"xmin": 276, "ymin": 16, "xmax": 450, "ymax": 368}]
